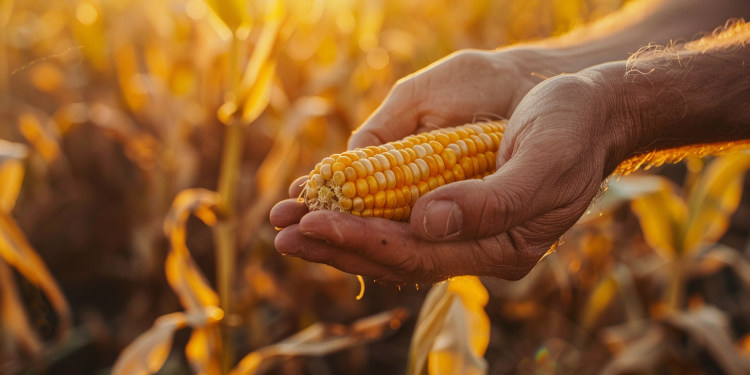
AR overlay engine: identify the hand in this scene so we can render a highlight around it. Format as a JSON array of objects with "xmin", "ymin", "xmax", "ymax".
[
  {"xmin": 270, "ymin": 56, "xmax": 635, "ymax": 284},
  {"xmin": 346, "ymin": 48, "xmax": 556, "ymax": 149}
]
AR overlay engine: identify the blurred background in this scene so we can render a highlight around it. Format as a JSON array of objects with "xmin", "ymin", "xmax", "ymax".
[{"xmin": 3, "ymin": 0, "xmax": 750, "ymax": 374}]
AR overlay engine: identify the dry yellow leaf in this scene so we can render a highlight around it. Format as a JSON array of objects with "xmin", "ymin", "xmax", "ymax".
[
  {"xmin": 186, "ymin": 325, "xmax": 222, "ymax": 375},
  {"xmin": 164, "ymin": 189, "xmax": 221, "ymax": 312},
  {"xmin": 428, "ymin": 277, "xmax": 490, "ymax": 375},
  {"xmin": 0, "ymin": 212, "xmax": 71, "ymax": 338},
  {"xmin": 683, "ymin": 152, "xmax": 750, "ymax": 255},
  {"xmin": 0, "ymin": 157, "xmax": 25, "ymax": 213},
  {"xmin": 111, "ymin": 312, "xmax": 188, "ymax": 375},
  {"xmin": 631, "ymin": 180, "xmax": 687, "ymax": 260}
]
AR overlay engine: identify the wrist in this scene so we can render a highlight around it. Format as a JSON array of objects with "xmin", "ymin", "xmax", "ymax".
[{"xmin": 572, "ymin": 62, "xmax": 644, "ymax": 177}]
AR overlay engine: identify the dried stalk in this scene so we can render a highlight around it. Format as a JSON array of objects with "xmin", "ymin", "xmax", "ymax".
[{"xmin": 214, "ymin": 35, "xmax": 242, "ymax": 375}]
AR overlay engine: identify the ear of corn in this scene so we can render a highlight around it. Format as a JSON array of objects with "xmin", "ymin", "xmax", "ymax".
[{"xmin": 303, "ymin": 121, "xmax": 505, "ymax": 221}]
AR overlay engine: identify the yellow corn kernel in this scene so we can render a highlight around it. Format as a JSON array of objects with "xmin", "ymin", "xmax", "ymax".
[
  {"xmin": 435, "ymin": 133, "xmax": 450, "ymax": 147},
  {"xmin": 401, "ymin": 185, "xmax": 412, "ymax": 206},
  {"xmin": 429, "ymin": 140, "xmax": 444, "ymax": 155},
  {"xmin": 477, "ymin": 153, "xmax": 488, "ymax": 174},
  {"xmin": 486, "ymin": 151, "xmax": 497, "ymax": 171},
  {"xmin": 393, "ymin": 167, "xmax": 405, "ymax": 187},
  {"xmin": 353, "ymin": 197, "xmax": 365, "ymax": 211},
  {"xmin": 436, "ymin": 175, "xmax": 445, "ymax": 187},
  {"xmin": 394, "ymin": 207, "xmax": 404, "ymax": 221},
  {"xmin": 452, "ymin": 165, "xmax": 465, "ymax": 181},
  {"xmin": 470, "ymin": 135, "xmax": 486, "ymax": 154},
  {"xmin": 403, "ymin": 205, "xmax": 411, "ymax": 220},
  {"xmin": 374, "ymin": 191, "xmax": 386, "ymax": 208},
  {"xmin": 417, "ymin": 181, "xmax": 430, "ymax": 196},
  {"xmin": 463, "ymin": 138, "xmax": 477, "ymax": 157},
  {"xmin": 415, "ymin": 159, "xmax": 430, "ymax": 180},
  {"xmin": 342, "ymin": 181, "xmax": 357, "ymax": 199},
  {"xmin": 398, "ymin": 149, "xmax": 412, "ymax": 164},
  {"xmin": 356, "ymin": 179, "xmax": 369, "ymax": 198},
  {"xmin": 364, "ymin": 194, "xmax": 375, "ymax": 209},
  {"xmin": 374, "ymin": 154, "xmax": 390, "ymax": 170},
  {"xmin": 409, "ymin": 185, "xmax": 420, "ymax": 206},
  {"xmin": 383, "ymin": 152, "xmax": 398, "ymax": 168},
  {"xmin": 352, "ymin": 161, "xmax": 367, "ymax": 179},
  {"xmin": 459, "ymin": 157, "xmax": 474, "ymax": 177},
  {"xmin": 320, "ymin": 164, "xmax": 332, "ymax": 180},
  {"xmin": 432, "ymin": 154, "xmax": 445, "ymax": 174},
  {"xmin": 332, "ymin": 162, "xmax": 347, "ymax": 173},
  {"xmin": 374, "ymin": 172, "xmax": 387, "ymax": 190},
  {"xmin": 424, "ymin": 156, "xmax": 438, "ymax": 177},
  {"xmin": 366, "ymin": 176, "xmax": 379, "ymax": 195},
  {"xmin": 339, "ymin": 197, "xmax": 352, "ymax": 211},
  {"xmin": 394, "ymin": 188, "xmax": 405, "ymax": 206},
  {"xmin": 344, "ymin": 167, "xmax": 358, "ymax": 182},
  {"xmin": 336, "ymin": 156, "xmax": 353, "ymax": 167},
  {"xmin": 384, "ymin": 170, "xmax": 397, "ymax": 189},
  {"xmin": 385, "ymin": 190, "xmax": 396, "ymax": 208},
  {"xmin": 388, "ymin": 150, "xmax": 404, "ymax": 166},
  {"xmin": 441, "ymin": 148, "xmax": 456, "ymax": 170},
  {"xmin": 427, "ymin": 176, "xmax": 439, "ymax": 190},
  {"xmin": 332, "ymin": 171, "xmax": 346, "ymax": 186},
  {"xmin": 442, "ymin": 169, "xmax": 454, "ymax": 184}
]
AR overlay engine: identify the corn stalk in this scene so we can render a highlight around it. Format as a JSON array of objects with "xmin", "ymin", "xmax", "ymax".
[
  {"xmin": 214, "ymin": 34, "xmax": 243, "ymax": 374},
  {"xmin": 0, "ymin": 0, "xmax": 13, "ymax": 101}
]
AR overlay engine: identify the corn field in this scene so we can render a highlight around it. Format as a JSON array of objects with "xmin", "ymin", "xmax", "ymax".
[{"xmin": 2, "ymin": 0, "xmax": 750, "ymax": 374}]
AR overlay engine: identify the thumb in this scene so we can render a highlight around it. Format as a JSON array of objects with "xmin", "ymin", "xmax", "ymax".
[
  {"xmin": 409, "ymin": 152, "xmax": 554, "ymax": 241},
  {"xmin": 348, "ymin": 78, "xmax": 422, "ymax": 149}
]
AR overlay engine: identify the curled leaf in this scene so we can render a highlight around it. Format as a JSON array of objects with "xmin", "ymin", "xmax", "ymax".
[
  {"xmin": 230, "ymin": 308, "xmax": 408, "ymax": 375},
  {"xmin": 409, "ymin": 277, "xmax": 490, "ymax": 375},
  {"xmin": 0, "ymin": 140, "xmax": 28, "ymax": 213},
  {"xmin": 164, "ymin": 189, "xmax": 221, "ymax": 312},
  {"xmin": 111, "ymin": 313, "xmax": 188, "ymax": 375},
  {"xmin": 428, "ymin": 277, "xmax": 490, "ymax": 375},
  {"xmin": 0, "ymin": 258, "xmax": 43, "ymax": 356},
  {"xmin": 0, "ymin": 212, "xmax": 71, "ymax": 339}
]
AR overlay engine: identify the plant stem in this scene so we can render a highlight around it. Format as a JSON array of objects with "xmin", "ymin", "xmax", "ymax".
[
  {"xmin": 215, "ymin": 35, "xmax": 242, "ymax": 375},
  {"xmin": 665, "ymin": 258, "xmax": 684, "ymax": 312},
  {"xmin": 0, "ymin": 0, "xmax": 14, "ymax": 103}
]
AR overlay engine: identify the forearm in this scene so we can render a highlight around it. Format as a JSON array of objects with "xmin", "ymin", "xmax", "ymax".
[
  {"xmin": 580, "ymin": 22, "xmax": 750, "ymax": 169},
  {"xmin": 623, "ymin": 22, "xmax": 750, "ymax": 152},
  {"xmin": 507, "ymin": 0, "xmax": 750, "ymax": 74}
]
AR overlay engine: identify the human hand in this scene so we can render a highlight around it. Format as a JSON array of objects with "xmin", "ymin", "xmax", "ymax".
[{"xmin": 270, "ymin": 57, "xmax": 637, "ymax": 284}]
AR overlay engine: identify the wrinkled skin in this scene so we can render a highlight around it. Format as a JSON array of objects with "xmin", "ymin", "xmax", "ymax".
[{"xmin": 270, "ymin": 51, "xmax": 635, "ymax": 284}]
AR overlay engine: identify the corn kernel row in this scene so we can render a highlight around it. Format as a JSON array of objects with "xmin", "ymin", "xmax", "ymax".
[{"xmin": 303, "ymin": 121, "xmax": 505, "ymax": 221}]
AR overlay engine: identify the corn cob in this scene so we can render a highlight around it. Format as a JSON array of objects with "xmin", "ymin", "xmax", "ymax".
[{"xmin": 303, "ymin": 121, "xmax": 505, "ymax": 221}]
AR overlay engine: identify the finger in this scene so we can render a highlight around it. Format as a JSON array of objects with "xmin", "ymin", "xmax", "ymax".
[
  {"xmin": 298, "ymin": 210, "xmax": 546, "ymax": 282},
  {"xmin": 348, "ymin": 78, "xmax": 423, "ymax": 149},
  {"xmin": 298, "ymin": 210, "xmax": 421, "ymax": 267},
  {"xmin": 275, "ymin": 225, "xmax": 402, "ymax": 281},
  {"xmin": 289, "ymin": 176, "xmax": 308, "ymax": 198},
  {"xmin": 270, "ymin": 199, "xmax": 309, "ymax": 228},
  {"xmin": 409, "ymin": 150, "xmax": 558, "ymax": 241}
]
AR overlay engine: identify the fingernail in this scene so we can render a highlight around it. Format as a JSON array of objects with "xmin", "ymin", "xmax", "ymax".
[
  {"xmin": 423, "ymin": 200, "xmax": 463, "ymax": 238},
  {"xmin": 302, "ymin": 231, "xmax": 326, "ymax": 241}
]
